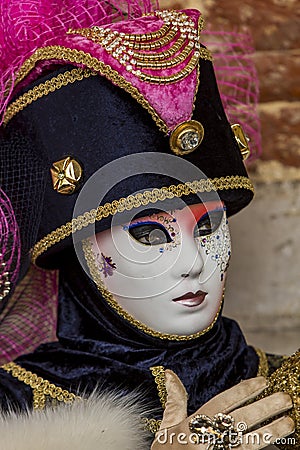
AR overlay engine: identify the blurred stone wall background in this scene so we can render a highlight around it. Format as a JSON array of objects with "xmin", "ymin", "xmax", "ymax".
[{"xmin": 161, "ymin": 0, "xmax": 300, "ymax": 354}]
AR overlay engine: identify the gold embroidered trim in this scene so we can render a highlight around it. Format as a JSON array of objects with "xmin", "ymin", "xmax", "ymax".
[
  {"xmin": 82, "ymin": 238, "xmax": 224, "ymax": 341},
  {"xmin": 1, "ymin": 362, "xmax": 78, "ymax": 410},
  {"xmin": 255, "ymin": 347, "xmax": 269, "ymax": 378},
  {"xmin": 31, "ymin": 176, "xmax": 254, "ymax": 263},
  {"xmin": 4, "ymin": 50, "xmax": 205, "ymax": 129},
  {"xmin": 3, "ymin": 68, "xmax": 96, "ymax": 126},
  {"xmin": 141, "ymin": 417, "xmax": 162, "ymax": 433},
  {"xmin": 150, "ymin": 366, "xmax": 167, "ymax": 409},
  {"xmin": 264, "ymin": 350, "xmax": 300, "ymax": 450},
  {"xmin": 10, "ymin": 46, "xmax": 169, "ymax": 134}
]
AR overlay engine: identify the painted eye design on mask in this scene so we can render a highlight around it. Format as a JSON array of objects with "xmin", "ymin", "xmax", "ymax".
[
  {"xmin": 128, "ymin": 221, "xmax": 172, "ymax": 245},
  {"xmin": 194, "ymin": 209, "xmax": 225, "ymax": 238}
]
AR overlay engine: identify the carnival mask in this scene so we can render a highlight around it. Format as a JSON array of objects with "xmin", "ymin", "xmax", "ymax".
[{"xmin": 88, "ymin": 202, "xmax": 231, "ymax": 336}]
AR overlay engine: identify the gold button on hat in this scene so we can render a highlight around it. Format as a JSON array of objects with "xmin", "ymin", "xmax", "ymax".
[
  {"xmin": 169, "ymin": 120, "xmax": 205, "ymax": 156},
  {"xmin": 231, "ymin": 124, "xmax": 250, "ymax": 161},
  {"xmin": 50, "ymin": 157, "xmax": 83, "ymax": 195}
]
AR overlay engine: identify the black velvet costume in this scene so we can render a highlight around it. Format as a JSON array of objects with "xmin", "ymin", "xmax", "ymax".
[
  {"xmin": 0, "ymin": 8, "xmax": 298, "ymax": 449},
  {"xmin": 0, "ymin": 253, "xmax": 260, "ymax": 418}
]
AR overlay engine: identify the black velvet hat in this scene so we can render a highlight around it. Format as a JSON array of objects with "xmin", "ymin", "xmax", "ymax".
[{"xmin": 1, "ymin": 8, "xmax": 253, "ymax": 271}]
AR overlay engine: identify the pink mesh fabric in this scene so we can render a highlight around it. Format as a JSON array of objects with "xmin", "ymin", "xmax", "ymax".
[
  {"xmin": 0, "ymin": 0, "xmax": 157, "ymax": 118},
  {"xmin": 202, "ymin": 29, "xmax": 261, "ymax": 160},
  {"xmin": 0, "ymin": 188, "xmax": 20, "ymax": 302},
  {"xmin": 0, "ymin": 265, "xmax": 58, "ymax": 364}
]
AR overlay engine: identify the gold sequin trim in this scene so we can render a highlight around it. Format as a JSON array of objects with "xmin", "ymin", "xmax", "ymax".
[
  {"xmin": 1, "ymin": 362, "xmax": 79, "ymax": 410},
  {"xmin": 10, "ymin": 46, "xmax": 169, "ymax": 134},
  {"xmin": 150, "ymin": 366, "xmax": 167, "ymax": 409},
  {"xmin": 31, "ymin": 176, "xmax": 254, "ymax": 264},
  {"xmin": 264, "ymin": 350, "xmax": 300, "ymax": 450},
  {"xmin": 255, "ymin": 347, "xmax": 269, "ymax": 378},
  {"xmin": 3, "ymin": 68, "xmax": 97, "ymax": 126},
  {"xmin": 82, "ymin": 238, "xmax": 224, "ymax": 341}
]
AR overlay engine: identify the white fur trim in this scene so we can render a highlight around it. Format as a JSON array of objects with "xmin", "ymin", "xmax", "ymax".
[{"xmin": 0, "ymin": 391, "xmax": 150, "ymax": 450}]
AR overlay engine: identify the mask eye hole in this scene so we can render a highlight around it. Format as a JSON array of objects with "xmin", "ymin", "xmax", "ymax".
[
  {"xmin": 128, "ymin": 222, "xmax": 172, "ymax": 245},
  {"xmin": 194, "ymin": 209, "xmax": 224, "ymax": 238}
]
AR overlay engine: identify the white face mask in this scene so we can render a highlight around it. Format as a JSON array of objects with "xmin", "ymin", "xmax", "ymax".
[{"xmin": 88, "ymin": 202, "xmax": 231, "ymax": 336}]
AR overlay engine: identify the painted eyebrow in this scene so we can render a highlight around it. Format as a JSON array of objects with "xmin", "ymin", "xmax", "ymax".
[
  {"xmin": 127, "ymin": 220, "xmax": 166, "ymax": 228},
  {"xmin": 197, "ymin": 206, "xmax": 226, "ymax": 222}
]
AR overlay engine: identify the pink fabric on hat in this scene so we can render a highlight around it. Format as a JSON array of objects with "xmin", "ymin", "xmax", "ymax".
[
  {"xmin": 78, "ymin": 9, "xmax": 201, "ymax": 131},
  {"xmin": 0, "ymin": 1, "xmax": 260, "ymax": 155},
  {"xmin": 0, "ymin": 0, "xmax": 157, "ymax": 118},
  {"xmin": 3, "ymin": 8, "xmax": 201, "ymax": 132}
]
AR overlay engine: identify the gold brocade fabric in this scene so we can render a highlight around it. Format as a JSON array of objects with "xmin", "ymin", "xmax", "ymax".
[
  {"xmin": 262, "ymin": 350, "xmax": 300, "ymax": 450},
  {"xmin": 255, "ymin": 347, "xmax": 269, "ymax": 378}
]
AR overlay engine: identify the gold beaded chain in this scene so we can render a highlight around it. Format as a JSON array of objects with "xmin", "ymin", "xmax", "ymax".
[
  {"xmin": 125, "ymin": 37, "xmax": 186, "ymax": 61},
  {"xmin": 141, "ymin": 416, "xmax": 162, "ymax": 434},
  {"xmin": 67, "ymin": 10, "xmax": 211, "ymax": 84}
]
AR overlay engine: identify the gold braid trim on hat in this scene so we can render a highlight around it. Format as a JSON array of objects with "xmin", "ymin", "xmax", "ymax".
[
  {"xmin": 4, "ymin": 45, "xmax": 210, "ymax": 130},
  {"xmin": 82, "ymin": 237, "xmax": 225, "ymax": 342},
  {"xmin": 31, "ymin": 176, "xmax": 254, "ymax": 264},
  {"xmin": 1, "ymin": 362, "xmax": 79, "ymax": 410},
  {"xmin": 13, "ymin": 45, "xmax": 211, "ymax": 90},
  {"xmin": 6, "ymin": 47, "xmax": 169, "ymax": 134},
  {"xmin": 3, "ymin": 68, "xmax": 97, "ymax": 126}
]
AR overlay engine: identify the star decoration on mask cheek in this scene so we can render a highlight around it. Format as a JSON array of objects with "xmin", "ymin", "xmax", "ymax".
[{"xmin": 96, "ymin": 252, "xmax": 117, "ymax": 278}]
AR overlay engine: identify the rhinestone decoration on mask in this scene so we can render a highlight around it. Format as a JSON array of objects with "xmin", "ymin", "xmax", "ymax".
[
  {"xmin": 123, "ymin": 210, "xmax": 180, "ymax": 254},
  {"xmin": 155, "ymin": 211, "xmax": 180, "ymax": 253},
  {"xmin": 67, "ymin": 10, "xmax": 209, "ymax": 84},
  {"xmin": 197, "ymin": 214, "xmax": 231, "ymax": 281}
]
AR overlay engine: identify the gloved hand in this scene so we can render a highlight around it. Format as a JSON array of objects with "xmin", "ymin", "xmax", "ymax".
[{"xmin": 151, "ymin": 370, "xmax": 294, "ymax": 450}]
